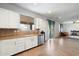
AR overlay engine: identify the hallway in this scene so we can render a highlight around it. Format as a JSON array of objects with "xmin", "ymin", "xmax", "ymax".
[{"xmin": 16, "ymin": 38, "xmax": 79, "ymax": 56}]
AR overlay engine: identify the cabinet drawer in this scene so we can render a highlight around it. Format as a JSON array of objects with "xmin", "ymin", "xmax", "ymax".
[
  {"xmin": 15, "ymin": 41, "xmax": 25, "ymax": 44},
  {"xmin": 15, "ymin": 38, "xmax": 25, "ymax": 44},
  {"xmin": 15, "ymin": 43, "xmax": 25, "ymax": 47},
  {"xmin": 16, "ymin": 46, "xmax": 25, "ymax": 53},
  {"xmin": 15, "ymin": 38, "xmax": 25, "ymax": 53}
]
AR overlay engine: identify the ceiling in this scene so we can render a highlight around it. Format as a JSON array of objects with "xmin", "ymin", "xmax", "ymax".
[{"xmin": 13, "ymin": 3, "xmax": 79, "ymax": 23}]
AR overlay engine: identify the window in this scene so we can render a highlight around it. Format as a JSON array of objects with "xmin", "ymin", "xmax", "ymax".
[{"xmin": 19, "ymin": 24, "xmax": 30, "ymax": 31}]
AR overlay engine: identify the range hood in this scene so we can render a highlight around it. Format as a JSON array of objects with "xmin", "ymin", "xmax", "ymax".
[{"xmin": 20, "ymin": 15, "xmax": 34, "ymax": 24}]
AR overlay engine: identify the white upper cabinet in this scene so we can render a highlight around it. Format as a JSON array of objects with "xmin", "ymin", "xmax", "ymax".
[
  {"xmin": 8, "ymin": 10, "xmax": 20, "ymax": 28},
  {"xmin": 0, "ymin": 8, "xmax": 9, "ymax": 28},
  {"xmin": 0, "ymin": 8, "xmax": 20, "ymax": 28}
]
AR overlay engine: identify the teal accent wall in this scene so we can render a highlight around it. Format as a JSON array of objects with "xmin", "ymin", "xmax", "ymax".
[{"xmin": 48, "ymin": 19, "xmax": 55, "ymax": 38}]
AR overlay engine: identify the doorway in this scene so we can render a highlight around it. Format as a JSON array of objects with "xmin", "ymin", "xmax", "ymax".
[{"xmin": 48, "ymin": 19, "xmax": 55, "ymax": 39}]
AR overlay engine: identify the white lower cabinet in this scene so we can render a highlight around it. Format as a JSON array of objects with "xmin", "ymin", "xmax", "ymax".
[
  {"xmin": 15, "ymin": 38, "xmax": 25, "ymax": 53},
  {"xmin": 0, "ymin": 36, "xmax": 38, "ymax": 56},
  {"xmin": 25, "ymin": 37, "xmax": 32, "ymax": 50},
  {"xmin": 32, "ymin": 36, "xmax": 38, "ymax": 47},
  {"xmin": 25, "ymin": 36, "xmax": 38, "ymax": 50},
  {"xmin": 0, "ymin": 39, "xmax": 16, "ymax": 56}
]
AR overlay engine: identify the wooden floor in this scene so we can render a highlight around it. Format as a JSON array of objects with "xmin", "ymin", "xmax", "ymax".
[{"xmin": 16, "ymin": 38, "xmax": 79, "ymax": 56}]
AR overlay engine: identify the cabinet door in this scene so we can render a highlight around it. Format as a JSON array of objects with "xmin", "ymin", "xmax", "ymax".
[
  {"xmin": 15, "ymin": 38, "xmax": 25, "ymax": 53},
  {"xmin": 0, "ymin": 8, "xmax": 9, "ymax": 28},
  {"xmin": 8, "ymin": 10, "xmax": 20, "ymax": 28},
  {"xmin": 0, "ymin": 40, "xmax": 16, "ymax": 56},
  {"xmin": 25, "ymin": 37, "xmax": 32, "ymax": 50},
  {"xmin": 32, "ymin": 36, "xmax": 38, "ymax": 47}
]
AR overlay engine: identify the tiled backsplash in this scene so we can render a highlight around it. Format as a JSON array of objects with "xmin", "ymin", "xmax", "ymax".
[
  {"xmin": 0, "ymin": 29, "xmax": 17, "ymax": 37},
  {"xmin": 0, "ymin": 29, "xmax": 38, "ymax": 37}
]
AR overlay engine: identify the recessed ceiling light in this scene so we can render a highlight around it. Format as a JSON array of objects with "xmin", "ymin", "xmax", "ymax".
[
  {"xmin": 33, "ymin": 3, "xmax": 37, "ymax": 6},
  {"xmin": 59, "ymin": 17, "xmax": 62, "ymax": 19},
  {"xmin": 48, "ymin": 10, "xmax": 52, "ymax": 14}
]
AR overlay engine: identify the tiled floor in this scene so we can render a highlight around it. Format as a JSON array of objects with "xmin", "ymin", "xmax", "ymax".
[{"xmin": 16, "ymin": 38, "xmax": 79, "ymax": 56}]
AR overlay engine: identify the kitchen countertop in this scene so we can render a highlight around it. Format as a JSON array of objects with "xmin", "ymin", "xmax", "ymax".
[{"xmin": 0, "ymin": 33, "xmax": 43, "ymax": 41}]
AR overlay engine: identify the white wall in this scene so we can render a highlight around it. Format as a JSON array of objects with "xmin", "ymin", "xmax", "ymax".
[
  {"xmin": 54, "ymin": 21, "xmax": 60, "ymax": 37},
  {"xmin": 34, "ymin": 18, "xmax": 49, "ymax": 40},
  {"xmin": 63, "ymin": 23, "xmax": 79, "ymax": 35}
]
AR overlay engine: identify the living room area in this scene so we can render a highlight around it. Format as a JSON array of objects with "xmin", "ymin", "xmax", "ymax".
[{"xmin": 59, "ymin": 20, "xmax": 79, "ymax": 40}]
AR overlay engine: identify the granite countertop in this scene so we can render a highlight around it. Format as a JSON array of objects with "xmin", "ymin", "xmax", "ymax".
[{"xmin": 0, "ymin": 33, "xmax": 41, "ymax": 41}]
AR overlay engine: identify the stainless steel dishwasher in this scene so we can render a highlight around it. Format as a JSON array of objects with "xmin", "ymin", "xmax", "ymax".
[
  {"xmin": 38, "ymin": 35, "xmax": 44, "ymax": 45},
  {"xmin": 38, "ymin": 31, "xmax": 45, "ymax": 45}
]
